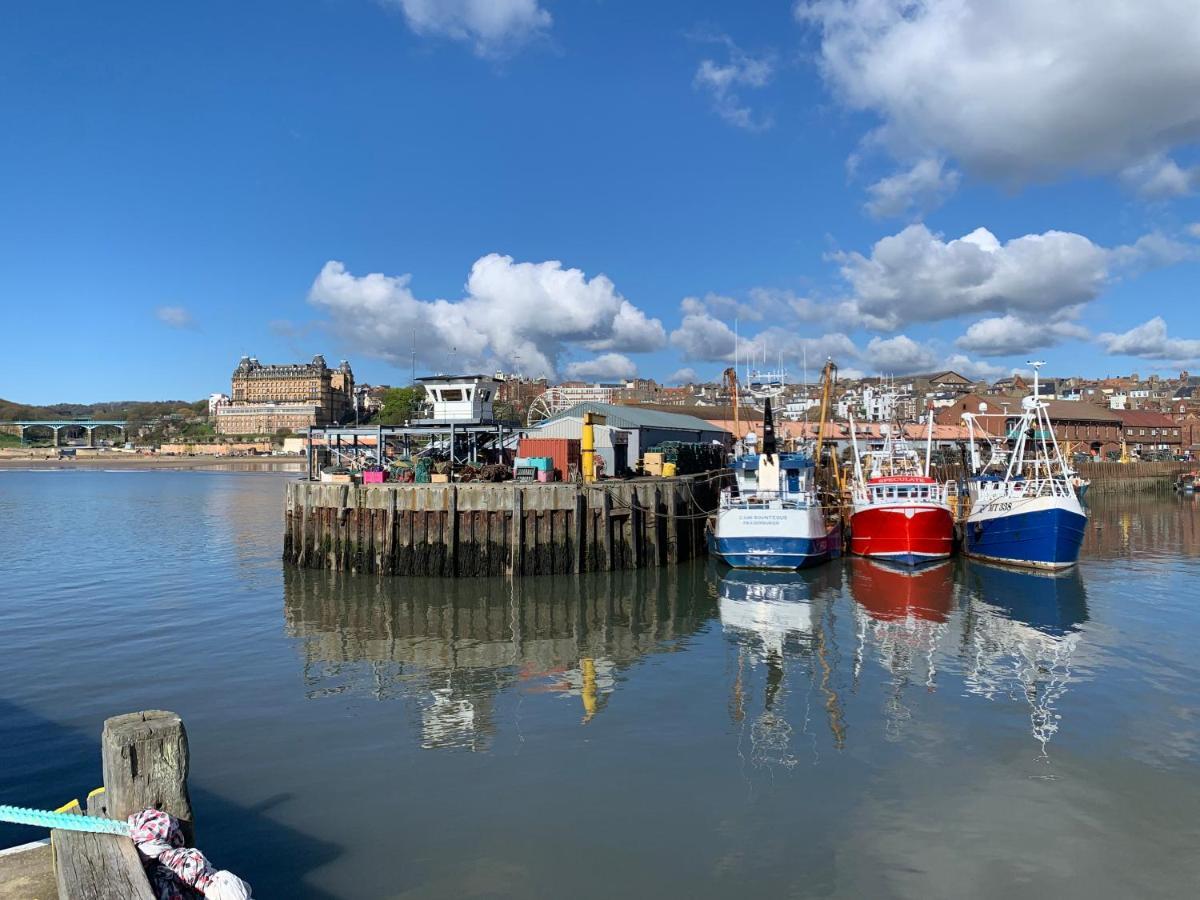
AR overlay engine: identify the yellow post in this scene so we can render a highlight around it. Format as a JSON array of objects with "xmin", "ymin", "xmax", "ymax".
[
  {"xmin": 581, "ymin": 657, "xmax": 598, "ymax": 722},
  {"xmin": 581, "ymin": 412, "xmax": 606, "ymax": 482}
]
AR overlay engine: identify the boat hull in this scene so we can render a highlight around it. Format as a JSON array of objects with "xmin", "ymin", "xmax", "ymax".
[
  {"xmin": 849, "ymin": 505, "xmax": 954, "ymax": 566},
  {"xmin": 709, "ymin": 506, "xmax": 840, "ymax": 570},
  {"xmin": 963, "ymin": 498, "xmax": 1087, "ymax": 570}
]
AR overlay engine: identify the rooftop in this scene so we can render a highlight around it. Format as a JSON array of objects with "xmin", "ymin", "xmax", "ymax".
[
  {"xmin": 1116, "ymin": 409, "xmax": 1177, "ymax": 427},
  {"xmin": 537, "ymin": 402, "xmax": 730, "ymax": 434}
]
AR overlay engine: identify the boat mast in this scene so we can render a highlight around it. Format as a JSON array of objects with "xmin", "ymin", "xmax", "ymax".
[
  {"xmin": 923, "ymin": 402, "xmax": 934, "ymax": 477},
  {"xmin": 849, "ymin": 411, "xmax": 865, "ymax": 498}
]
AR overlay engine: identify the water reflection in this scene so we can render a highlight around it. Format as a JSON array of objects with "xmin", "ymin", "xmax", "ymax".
[
  {"xmin": 1084, "ymin": 491, "xmax": 1200, "ymax": 560},
  {"xmin": 286, "ymin": 552, "xmax": 1098, "ymax": 759},
  {"xmin": 718, "ymin": 566, "xmax": 847, "ymax": 766},
  {"xmin": 961, "ymin": 563, "xmax": 1088, "ymax": 754},
  {"xmin": 848, "ymin": 560, "xmax": 956, "ymax": 740},
  {"xmin": 283, "ymin": 566, "xmax": 715, "ymax": 749},
  {"xmin": 714, "ymin": 558, "xmax": 1094, "ymax": 758}
]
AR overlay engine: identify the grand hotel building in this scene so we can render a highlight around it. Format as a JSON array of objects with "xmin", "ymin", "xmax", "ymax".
[{"xmin": 214, "ymin": 355, "xmax": 355, "ymax": 435}]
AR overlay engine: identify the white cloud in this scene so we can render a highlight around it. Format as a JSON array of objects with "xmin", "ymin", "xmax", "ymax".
[
  {"xmin": 1111, "ymin": 231, "xmax": 1199, "ymax": 269},
  {"xmin": 799, "ymin": 0, "xmax": 1200, "ymax": 198},
  {"xmin": 1099, "ymin": 317, "xmax": 1200, "ymax": 363},
  {"xmin": 564, "ymin": 353, "xmax": 637, "ymax": 382},
  {"xmin": 956, "ymin": 314, "xmax": 1090, "ymax": 357},
  {"xmin": 667, "ymin": 367, "xmax": 699, "ymax": 385},
  {"xmin": 386, "ymin": 0, "xmax": 550, "ymax": 57},
  {"xmin": 693, "ymin": 37, "xmax": 775, "ymax": 131},
  {"xmin": 1121, "ymin": 154, "xmax": 1200, "ymax": 199},
  {"xmin": 155, "ymin": 305, "xmax": 196, "ymax": 330},
  {"xmin": 833, "ymin": 224, "xmax": 1110, "ymax": 330},
  {"xmin": 669, "ymin": 302, "xmax": 742, "ymax": 361},
  {"xmin": 941, "ymin": 353, "xmax": 1006, "ymax": 381},
  {"xmin": 864, "ymin": 334, "xmax": 939, "ymax": 374},
  {"xmin": 308, "ymin": 254, "xmax": 665, "ymax": 379},
  {"xmin": 864, "ymin": 157, "xmax": 961, "ymax": 219}
]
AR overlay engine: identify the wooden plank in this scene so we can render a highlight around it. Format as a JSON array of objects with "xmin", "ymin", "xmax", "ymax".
[{"xmin": 53, "ymin": 831, "xmax": 154, "ymax": 900}]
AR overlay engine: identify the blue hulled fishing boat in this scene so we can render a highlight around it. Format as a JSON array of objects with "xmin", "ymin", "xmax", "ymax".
[{"xmin": 961, "ymin": 362, "xmax": 1088, "ymax": 570}]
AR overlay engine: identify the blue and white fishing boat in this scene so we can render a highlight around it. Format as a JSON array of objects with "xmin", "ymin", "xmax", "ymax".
[
  {"xmin": 708, "ymin": 400, "xmax": 840, "ymax": 570},
  {"xmin": 961, "ymin": 362, "xmax": 1088, "ymax": 570}
]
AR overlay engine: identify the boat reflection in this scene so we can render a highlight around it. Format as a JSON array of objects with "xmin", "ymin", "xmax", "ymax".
[
  {"xmin": 848, "ymin": 558, "xmax": 955, "ymax": 740},
  {"xmin": 718, "ymin": 566, "xmax": 847, "ymax": 765},
  {"xmin": 283, "ymin": 566, "xmax": 715, "ymax": 750},
  {"xmin": 849, "ymin": 558, "xmax": 954, "ymax": 623},
  {"xmin": 961, "ymin": 561, "xmax": 1089, "ymax": 753}
]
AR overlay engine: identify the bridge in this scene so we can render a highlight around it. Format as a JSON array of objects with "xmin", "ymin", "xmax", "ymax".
[{"xmin": 1, "ymin": 419, "xmax": 127, "ymax": 447}]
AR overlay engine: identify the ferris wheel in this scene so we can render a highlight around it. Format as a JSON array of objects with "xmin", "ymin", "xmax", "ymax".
[{"xmin": 526, "ymin": 388, "xmax": 574, "ymax": 426}]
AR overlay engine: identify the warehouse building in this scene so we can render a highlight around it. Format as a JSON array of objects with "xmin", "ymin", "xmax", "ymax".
[{"xmin": 526, "ymin": 402, "xmax": 730, "ymax": 475}]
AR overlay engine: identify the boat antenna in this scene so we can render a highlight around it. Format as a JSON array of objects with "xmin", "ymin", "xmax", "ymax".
[{"xmin": 1029, "ymin": 360, "xmax": 1044, "ymax": 404}]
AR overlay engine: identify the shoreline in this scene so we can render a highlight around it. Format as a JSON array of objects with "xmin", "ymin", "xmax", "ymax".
[{"xmin": 0, "ymin": 454, "xmax": 305, "ymax": 471}]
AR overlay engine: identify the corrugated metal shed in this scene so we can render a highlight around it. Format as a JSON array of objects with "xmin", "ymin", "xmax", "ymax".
[{"xmin": 538, "ymin": 402, "xmax": 730, "ymax": 434}]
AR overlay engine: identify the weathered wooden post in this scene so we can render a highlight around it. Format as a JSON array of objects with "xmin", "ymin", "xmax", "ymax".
[
  {"xmin": 54, "ymin": 710, "xmax": 192, "ymax": 900},
  {"xmin": 574, "ymin": 491, "xmax": 587, "ymax": 574},
  {"xmin": 510, "ymin": 487, "xmax": 524, "ymax": 576},
  {"xmin": 446, "ymin": 484, "xmax": 458, "ymax": 577},
  {"xmin": 99, "ymin": 710, "xmax": 193, "ymax": 845}
]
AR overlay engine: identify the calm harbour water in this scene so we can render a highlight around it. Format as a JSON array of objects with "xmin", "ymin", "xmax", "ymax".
[{"xmin": 2, "ymin": 470, "xmax": 1199, "ymax": 899}]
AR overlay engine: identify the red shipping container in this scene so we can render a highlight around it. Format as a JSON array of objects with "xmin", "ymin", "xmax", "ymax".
[{"xmin": 518, "ymin": 437, "xmax": 581, "ymax": 482}]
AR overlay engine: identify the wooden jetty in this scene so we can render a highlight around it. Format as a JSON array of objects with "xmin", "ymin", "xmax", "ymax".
[{"xmin": 283, "ymin": 476, "xmax": 721, "ymax": 577}]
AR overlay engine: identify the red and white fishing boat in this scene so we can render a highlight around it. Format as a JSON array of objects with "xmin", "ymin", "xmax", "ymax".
[{"xmin": 847, "ymin": 415, "xmax": 955, "ymax": 566}]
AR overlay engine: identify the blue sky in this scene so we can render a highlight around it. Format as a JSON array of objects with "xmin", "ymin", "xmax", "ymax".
[{"xmin": 3, "ymin": 0, "xmax": 1199, "ymax": 403}]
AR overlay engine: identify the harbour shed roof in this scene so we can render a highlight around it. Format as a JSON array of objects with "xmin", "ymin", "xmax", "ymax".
[
  {"xmin": 1116, "ymin": 409, "xmax": 1177, "ymax": 427},
  {"xmin": 1041, "ymin": 400, "xmax": 1122, "ymax": 423},
  {"xmin": 538, "ymin": 402, "xmax": 730, "ymax": 434}
]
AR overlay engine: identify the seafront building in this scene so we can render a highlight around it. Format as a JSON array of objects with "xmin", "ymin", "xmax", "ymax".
[{"xmin": 214, "ymin": 355, "xmax": 355, "ymax": 435}]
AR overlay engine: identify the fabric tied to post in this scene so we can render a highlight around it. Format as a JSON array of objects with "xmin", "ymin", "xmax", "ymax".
[{"xmin": 127, "ymin": 809, "xmax": 252, "ymax": 900}]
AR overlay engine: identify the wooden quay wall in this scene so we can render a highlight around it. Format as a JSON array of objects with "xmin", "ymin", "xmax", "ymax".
[{"xmin": 283, "ymin": 476, "xmax": 723, "ymax": 577}]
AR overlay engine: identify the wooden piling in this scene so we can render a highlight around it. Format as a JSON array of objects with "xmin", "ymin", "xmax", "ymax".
[
  {"xmin": 99, "ymin": 710, "xmax": 193, "ymax": 845},
  {"xmin": 574, "ymin": 492, "xmax": 587, "ymax": 574},
  {"xmin": 510, "ymin": 487, "xmax": 524, "ymax": 576},
  {"xmin": 602, "ymin": 489, "xmax": 614, "ymax": 571}
]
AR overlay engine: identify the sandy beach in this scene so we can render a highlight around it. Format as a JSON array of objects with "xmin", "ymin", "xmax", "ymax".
[{"xmin": 0, "ymin": 453, "xmax": 305, "ymax": 471}]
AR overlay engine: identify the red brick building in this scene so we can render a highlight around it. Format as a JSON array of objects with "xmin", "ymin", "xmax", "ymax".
[
  {"xmin": 1117, "ymin": 410, "xmax": 1182, "ymax": 456},
  {"xmin": 937, "ymin": 394, "xmax": 1123, "ymax": 456}
]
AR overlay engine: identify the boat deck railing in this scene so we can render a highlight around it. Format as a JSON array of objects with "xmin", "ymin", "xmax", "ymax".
[{"xmin": 720, "ymin": 488, "xmax": 819, "ymax": 511}]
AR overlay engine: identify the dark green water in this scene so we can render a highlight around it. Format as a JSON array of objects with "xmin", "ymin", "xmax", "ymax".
[{"xmin": 2, "ymin": 471, "xmax": 1198, "ymax": 898}]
